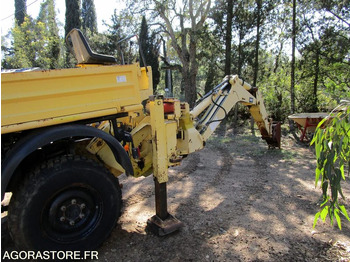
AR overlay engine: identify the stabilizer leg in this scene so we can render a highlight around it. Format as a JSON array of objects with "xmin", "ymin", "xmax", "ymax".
[
  {"xmin": 147, "ymin": 96, "xmax": 183, "ymax": 235},
  {"xmin": 147, "ymin": 178, "xmax": 183, "ymax": 236}
]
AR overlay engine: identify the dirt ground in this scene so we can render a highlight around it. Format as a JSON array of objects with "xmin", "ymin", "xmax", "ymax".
[{"xmin": 2, "ymin": 124, "xmax": 350, "ymax": 261}]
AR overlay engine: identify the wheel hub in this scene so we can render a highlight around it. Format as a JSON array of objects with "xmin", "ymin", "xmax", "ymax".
[
  {"xmin": 59, "ymin": 199, "xmax": 86, "ymax": 226},
  {"xmin": 44, "ymin": 187, "xmax": 102, "ymax": 243}
]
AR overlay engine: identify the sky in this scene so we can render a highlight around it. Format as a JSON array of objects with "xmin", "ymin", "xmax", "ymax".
[{"xmin": 0, "ymin": 0, "xmax": 124, "ymax": 36}]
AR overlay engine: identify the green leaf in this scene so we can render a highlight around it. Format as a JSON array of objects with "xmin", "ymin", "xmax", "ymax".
[
  {"xmin": 314, "ymin": 139, "xmax": 321, "ymax": 158},
  {"xmin": 322, "ymin": 181, "xmax": 328, "ymax": 197},
  {"xmin": 340, "ymin": 165, "xmax": 345, "ymax": 180},
  {"xmin": 320, "ymin": 206, "xmax": 329, "ymax": 222},
  {"xmin": 339, "ymin": 205, "xmax": 350, "ymax": 221},
  {"xmin": 315, "ymin": 168, "xmax": 321, "ymax": 187},
  {"xmin": 338, "ymin": 182, "xmax": 345, "ymax": 200},
  {"xmin": 334, "ymin": 209, "xmax": 341, "ymax": 230},
  {"xmin": 313, "ymin": 212, "xmax": 321, "ymax": 228},
  {"xmin": 320, "ymin": 196, "xmax": 329, "ymax": 207},
  {"xmin": 317, "ymin": 117, "xmax": 327, "ymax": 128},
  {"xmin": 310, "ymin": 132, "xmax": 317, "ymax": 145}
]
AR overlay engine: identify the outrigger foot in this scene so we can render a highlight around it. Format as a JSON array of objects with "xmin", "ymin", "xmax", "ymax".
[{"xmin": 147, "ymin": 214, "xmax": 183, "ymax": 236}]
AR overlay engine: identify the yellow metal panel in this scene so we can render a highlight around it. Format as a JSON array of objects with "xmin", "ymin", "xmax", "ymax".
[
  {"xmin": 1, "ymin": 108, "xmax": 119, "ymax": 134},
  {"xmin": 1, "ymin": 63, "xmax": 152, "ymax": 133},
  {"xmin": 149, "ymin": 98, "xmax": 168, "ymax": 183},
  {"xmin": 165, "ymin": 121, "xmax": 177, "ymax": 159},
  {"xmin": 177, "ymin": 103, "xmax": 204, "ymax": 155},
  {"xmin": 85, "ymin": 122, "xmax": 125, "ymax": 177},
  {"xmin": 130, "ymin": 122, "xmax": 153, "ymax": 177}
]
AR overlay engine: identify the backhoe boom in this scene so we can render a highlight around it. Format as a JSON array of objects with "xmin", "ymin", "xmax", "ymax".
[{"xmin": 191, "ymin": 75, "xmax": 281, "ymax": 148}]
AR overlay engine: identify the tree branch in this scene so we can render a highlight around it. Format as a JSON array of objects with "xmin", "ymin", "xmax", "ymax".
[
  {"xmin": 160, "ymin": 56, "xmax": 182, "ymax": 71},
  {"xmin": 325, "ymin": 9, "xmax": 350, "ymax": 27},
  {"xmin": 196, "ymin": 0, "xmax": 211, "ymax": 28}
]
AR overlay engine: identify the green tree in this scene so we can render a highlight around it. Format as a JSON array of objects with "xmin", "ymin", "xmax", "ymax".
[
  {"xmin": 311, "ymin": 101, "xmax": 350, "ymax": 229},
  {"xmin": 139, "ymin": 16, "xmax": 160, "ymax": 92},
  {"xmin": 290, "ymin": 0, "xmax": 297, "ymax": 114},
  {"xmin": 15, "ymin": 0, "xmax": 26, "ymax": 26},
  {"xmin": 3, "ymin": 16, "xmax": 51, "ymax": 69},
  {"xmin": 295, "ymin": 0, "xmax": 350, "ymax": 112},
  {"xmin": 86, "ymin": 10, "xmax": 138, "ymax": 66},
  {"xmin": 65, "ymin": 0, "xmax": 81, "ymax": 36},
  {"xmin": 155, "ymin": 0, "xmax": 212, "ymax": 107},
  {"xmin": 38, "ymin": 0, "xmax": 61, "ymax": 69},
  {"xmin": 65, "ymin": 0, "xmax": 81, "ymax": 67},
  {"xmin": 82, "ymin": 0, "xmax": 98, "ymax": 34},
  {"xmin": 124, "ymin": 0, "xmax": 212, "ymax": 107},
  {"xmin": 105, "ymin": 10, "xmax": 134, "ymax": 64},
  {"xmin": 6, "ymin": 16, "xmax": 37, "ymax": 68}
]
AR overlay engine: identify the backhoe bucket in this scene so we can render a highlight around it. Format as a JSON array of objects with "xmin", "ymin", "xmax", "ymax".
[
  {"xmin": 263, "ymin": 122, "xmax": 281, "ymax": 148},
  {"xmin": 270, "ymin": 122, "xmax": 281, "ymax": 148}
]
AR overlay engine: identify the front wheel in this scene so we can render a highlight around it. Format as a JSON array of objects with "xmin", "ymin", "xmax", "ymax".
[{"xmin": 8, "ymin": 155, "xmax": 122, "ymax": 251}]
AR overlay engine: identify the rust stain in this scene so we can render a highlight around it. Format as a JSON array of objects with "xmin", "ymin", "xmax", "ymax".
[{"xmin": 154, "ymin": 131, "xmax": 158, "ymax": 151}]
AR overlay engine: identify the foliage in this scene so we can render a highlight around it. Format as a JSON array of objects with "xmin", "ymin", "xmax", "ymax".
[
  {"xmin": 311, "ymin": 101, "xmax": 350, "ymax": 229},
  {"xmin": 37, "ymin": 0, "xmax": 61, "ymax": 69},
  {"xmin": 65, "ymin": 0, "xmax": 81, "ymax": 67},
  {"xmin": 2, "ymin": 12, "xmax": 63, "ymax": 70},
  {"xmin": 259, "ymin": 53, "xmax": 291, "ymax": 121},
  {"xmin": 15, "ymin": 0, "xmax": 26, "ymax": 26},
  {"xmin": 103, "ymin": 10, "xmax": 136, "ymax": 64},
  {"xmin": 82, "ymin": 0, "xmax": 98, "ymax": 34},
  {"xmin": 2, "ymin": 0, "xmax": 349, "ymax": 125},
  {"xmin": 64, "ymin": 0, "xmax": 81, "ymax": 36}
]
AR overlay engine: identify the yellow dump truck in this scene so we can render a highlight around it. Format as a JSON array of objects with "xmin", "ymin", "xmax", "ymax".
[{"xmin": 1, "ymin": 29, "xmax": 280, "ymax": 251}]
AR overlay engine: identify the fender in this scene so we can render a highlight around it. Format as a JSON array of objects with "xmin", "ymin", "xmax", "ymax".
[{"xmin": 1, "ymin": 124, "xmax": 133, "ymax": 198}]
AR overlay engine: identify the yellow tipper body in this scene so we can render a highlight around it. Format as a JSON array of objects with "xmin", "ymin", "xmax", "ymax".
[{"xmin": 1, "ymin": 64, "xmax": 152, "ymax": 134}]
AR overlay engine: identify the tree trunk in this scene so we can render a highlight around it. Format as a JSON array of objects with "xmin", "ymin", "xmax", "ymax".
[
  {"xmin": 234, "ymin": 24, "xmax": 244, "ymax": 130},
  {"xmin": 184, "ymin": 31, "xmax": 199, "ymax": 108},
  {"xmin": 253, "ymin": 0, "xmax": 261, "ymax": 87},
  {"xmin": 238, "ymin": 29, "xmax": 243, "ymax": 76},
  {"xmin": 225, "ymin": 0, "xmax": 234, "ymax": 76},
  {"xmin": 205, "ymin": 62, "xmax": 215, "ymax": 94},
  {"xmin": 289, "ymin": 0, "xmax": 297, "ymax": 134},
  {"xmin": 183, "ymin": 68, "xmax": 197, "ymax": 108},
  {"xmin": 251, "ymin": 0, "xmax": 262, "ymax": 135},
  {"xmin": 312, "ymin": 50, "xmax": 320, "ymax": 112},
  {"xmin": 290, "ymin": 0, "xmax": 296, "ymax": 114}
]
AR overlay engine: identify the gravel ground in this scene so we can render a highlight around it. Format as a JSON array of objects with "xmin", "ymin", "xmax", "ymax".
[{"xmin": 2, "ymin": 124, "xmax": 350, "ymax": 261}]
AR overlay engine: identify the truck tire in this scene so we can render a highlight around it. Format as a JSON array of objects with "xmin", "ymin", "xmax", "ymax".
[{"xmin": 7, "ymin": 155, "xmax": 122, "ymax": 251}]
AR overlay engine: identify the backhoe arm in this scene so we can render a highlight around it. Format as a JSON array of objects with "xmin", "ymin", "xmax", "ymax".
[{"xmin": 191, "ymin": 75, "xmax": 281, "ymax": 148}]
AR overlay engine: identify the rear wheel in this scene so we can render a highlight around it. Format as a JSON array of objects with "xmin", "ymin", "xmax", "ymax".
[{"xmin": 8, "ymin": 155, "xmax": 122, "ymax": 251}]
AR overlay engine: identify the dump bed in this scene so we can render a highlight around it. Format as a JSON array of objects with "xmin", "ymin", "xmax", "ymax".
[{"xmin": 1, "ymin": 63, "xmax": 152, "ymax": 134}]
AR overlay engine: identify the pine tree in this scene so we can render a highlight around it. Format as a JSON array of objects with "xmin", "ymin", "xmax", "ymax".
[
  {"xmin": 4, "ymin": 16, "xmax": 47, "ymax": 69},
  {"xmin": 101, "ymin": 11, "xmax": 136, "ymax": 64},
  {"xmin": 82, "ymin": 0, "xmax": 98, "ymax": 34},
  {"xmin": 139, "ymin": 16, "xmax": 160, "ymax": 91},
  {"xmin": 15, "ymin": 0, "xmax": 26, "ymax": 26},
  {"xmin": 65, "ymin": 0, "xmax": 81, "ymax": 67},
  {"xmin": 38, "ymin": 0, "xmax": 61, "ymax": 69},
  {"xmin": 65, "ymin": 0, "xmax": 81, "ymax": 36}
]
